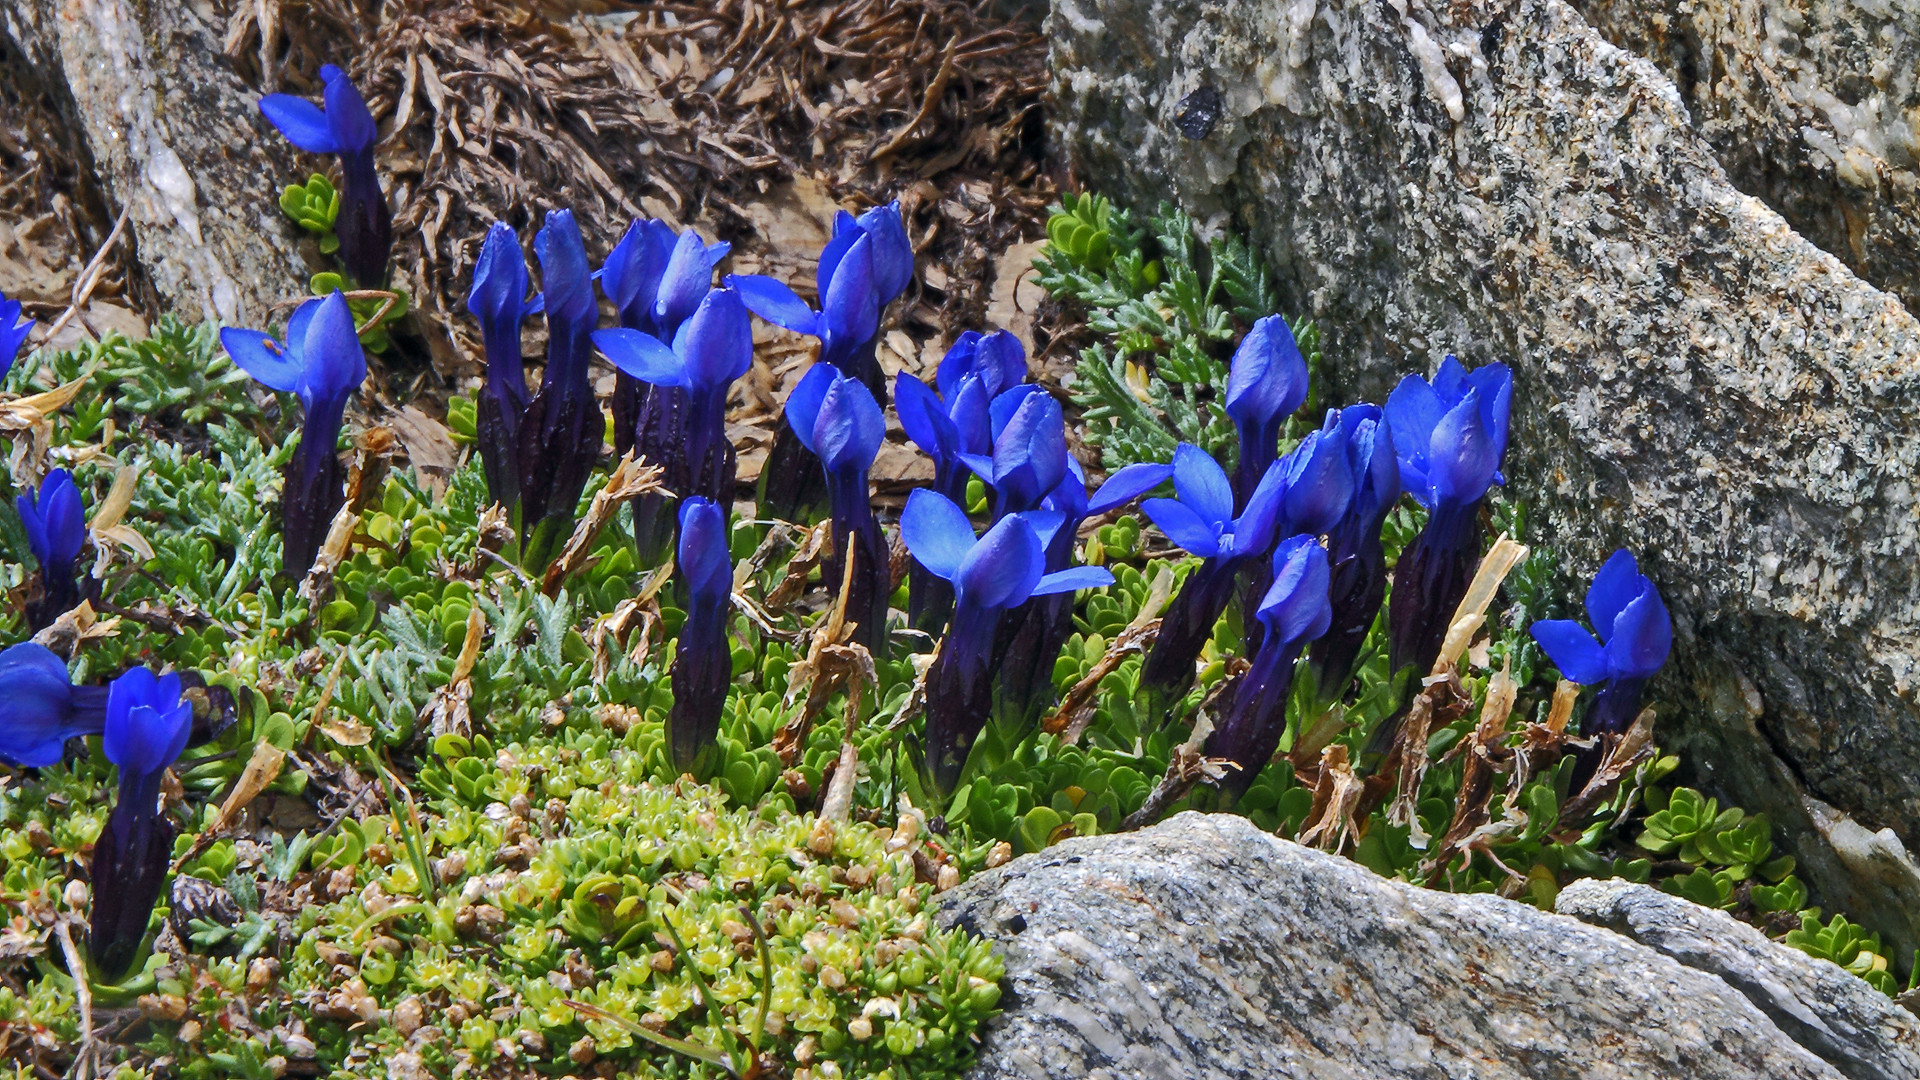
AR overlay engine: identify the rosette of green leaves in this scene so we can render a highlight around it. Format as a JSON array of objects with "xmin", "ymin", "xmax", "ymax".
[{"xmin": 280, "ymin": 173, "xmax": 341, "ymax": 253}]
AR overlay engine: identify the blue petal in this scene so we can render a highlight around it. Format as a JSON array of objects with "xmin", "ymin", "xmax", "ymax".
[
  {"xmin": 1427, "ymin": 389, "xmax": 1498, "ymax": 509},
  {"xmin": 1141, "ymin": 497, "xmax": 1221, "ymax": 557},
  {"xmin": 727, "ymin": 274, "xmax": 822, "ymax": 337},
  {"xmin": 0, "ymin": 298, "xmax": 34, "ymax": 372},
  {"xmin": 1530, "ymin": 620, "xmax": 1611, "ymax": 684},
  {"xmin": 934, "ymin": 332, "xmax": 982, "ymax": 400},
  {"xmin": 955, "ymin": 514, "xmax": 1044, "ymax": 610},
  {"xmin": 677, "ymin": 497, "xmax": 735, "ymax": 607},
  {"xmin": 1469, "ymin": 362, "xmax": 1513, "ymax": 474},
  {"xmin": 1031, "ymin": 565, "xmax": 1115, "ymax": 597},
  {"xmin": 956, "ymin": 452, "xmax": 995, "ymax": 480},
  {"xmin": 1018, "ymin": 510, "xmax": 1067, "ymax": 551},
  {"xmin": 1584, "ymin": 549, "xmax": 1643, "ymax": 644},
  {"xmin": 783, "ymin": 363, "xmax": 838, "ymax": 454},
  {"xmin": 1384, "ymin": 374, "xmax": 1442, "ymax": 480},
  {"xmin": 987, "ymin": 384, "xmax": 1044, "ymax": 440},
  {"xmin": 1606, "ymin": 585, "xmax": 1672, "ymax": 681},
  {"xmin": 534, "ymin": 210, "xmax": 596, "ymax": 332},
  {"xmin": 321, "ymin": 66, "xmax": 378, "ymax": 155},
  {"xmin": 220, "ymin": 327, "xmax": 302, "ymax": 394},
  {"xmin": 257, "ymin": 95, "xmax": 341, "ymax": 154},
  {"xmin": 1227, "ymin": 457, "xmax": 1290, "ymax": 559},
  {"xmin": 1087, "ymin": 462, "xmax": 1173, "ymax": 514},
  {"xmin": 816, "ymin": 212, "xmax": 862, "ymax": 299},
  {"xmin": 298, "ymin": 292, "xmax": 368, "ymax": 415},
  {"xmin": 813, "ymin": 376, "xmax": 884, "ymax": 474},
  {"xmin": 900, "ymin": 489, "xmax": 976, "ymax": 581},
  {"xmin": 1280, "ymin": 422, "xmax": 1355, "ymax": 537},
  {"xmin": 949, "ymin": 378, "xmax": 993, "ymax": 456},
  {"xmin": 820, "ymin": 235, "xmax": 879, "ymax": 353},
  {"xmin": 1170, "ymin": 443, "xmax": 1233, "ymax": 529},
  {"xmin": 675, "ymin": 286, "xmax": 753, "ymax": 394},
  {"xmin": 0, "ymin": 643, "xmax": 76, "ymax": 768},
  {"xmin": 600, "ymin": 219, "xmax": 675, "ymax": 329},
  {"xmin": 654, "ymin": 229, "xmax": 718, "ymax": 334},
  {"xmin": 1224, "ymin": 315, "xmax": 1307, "ymax": 434},
  {"xmin": 1044, "ymin": 459, "xmax": 1089, "ymax": 518},
  {"xmin": 1258, "ymin": 535, "xmax": 1333, "ymax": 645},
  {"xmin": 468, "ymin": 222, "xmax": 532, "ymax": 325},
  {"xmin": 991, "ymin": 392, "xmax": 1066, "ymax": 509},
  {"xmin": 38, "ymin": 470, "xmax": 85, "ymax": 568},
  {"xmin": 854, "ymin": 201, "xmax": 913, "ymax": 304},
  {"xmin": 102, "ymin": 667, "xmax": 192, "ymax": 778},
  {"xmin": 972, "ymin": 330, "xmax": 1026, "ymax": 398},
  {"xmin": 895, "ymin": 373, "xmax": 956, "ymax": 462},
  {"xmin": 1432, "ymin": 354, "xmax": 1468, "ymax": 403},
  {"xmin": 593, "ymin": 328, "xmax": 683, "ymax": 386}
]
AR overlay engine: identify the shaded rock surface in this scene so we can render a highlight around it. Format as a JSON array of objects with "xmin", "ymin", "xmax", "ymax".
[
  {"xmin": 1557, "ymin": 878, "xmax": 1920, "ymax": 1080},
  {"xmin": 1047, "ymin": 0, "xmax": 1920, "ymax": 955},
  {"xmin": 1, "ymin": 0, "xmax": 304, "ymax": 324},
  {"xmin": 944, "ymin": 813, "xmax": 1863, "ymax": 1079},
  {"xmin": 1572, "ymin": 0, "xmax": 1920, "ymax": 312}
]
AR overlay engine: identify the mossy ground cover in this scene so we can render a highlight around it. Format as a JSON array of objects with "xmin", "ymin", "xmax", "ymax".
[{"xmin": 0, "ymin": 195, "xmax": 1906, "ymax": 1080}]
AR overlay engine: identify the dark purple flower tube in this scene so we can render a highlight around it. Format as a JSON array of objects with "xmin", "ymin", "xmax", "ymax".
[
  {"xmin": 221, "ymin": 292, "xmax": 367, "ymax": 575},
  {"xmin": 1204, "ymin": 535, "xmax": 1331, "ymax": 800},
  {"xmin": 89, "ymin": 668, "xmax": 191, "ymax": 980},
  {"xmin": 666, "ymin": 497, "xmax": 734, "ymax": 775},
  {"xmin": 259, "ymin": 65, "xmax": 391, "ymax": 287},
  {"xmin": 517, "ymin": 210, "xmax": 603, "ymax": 570},
  {"xmin": 466, "ymin": 222, "xmax": 536, "ymax": 511}
]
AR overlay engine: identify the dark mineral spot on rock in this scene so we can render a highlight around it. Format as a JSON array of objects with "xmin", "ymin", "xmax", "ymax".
[
  {"xmin": 1005, "ymin": 913, "xmax": 1028, "ymax": 934},
  {"xmin": 1174, "ymin": 85, "xmax": 1222, "ymax": 139}
]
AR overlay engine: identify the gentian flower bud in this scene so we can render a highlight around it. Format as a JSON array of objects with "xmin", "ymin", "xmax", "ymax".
[
  {"xmin": 730, "ymin": 201, "xmax": 912, "ymax": 519},
  {"xmin": 1384, "ymin": 356, "xmax": 1512, "ymax": 675},
  {"xmin": 601, "ymin": 221, "xmax": 731, "ymax": 561},
  {"xmin": 1224, "ymin": 315, "xmax": 1309, "ymax": 506},
  {"xmin": 992, "ymin": 456, "xmax": 1173, "ymax": 729},
  {"xmin": 467, "ymin": 223, "xmax": 537, "ymax": 511},
  {"xmin": 594, "ymin": 285, "xmax": 752, "ymax": 555},
  {"xmin": 88, "ymin": 667, "xmax": 191, "ymax": 980},
  {"xmin": 517, "ymin": 210, "xmax": 604, "ymax": 570},
  {"xmin": 901, "ymin": 490, "xmax": 1112, "ymax": 797},
  {"xmin": 1530, "ymin": 549, "xmax": 1672, "ymax": 735},
  {"xmin": 1309, "ymin": 404, "xmax": 1401, "ymax": 702},
  {"xmin": 0, "ymin": 290, "xmax": 34, "ymax": 381},
  {"xmin": 0, "ymin": 643, "xmax": 107, "ymax": 767},
  {"xmin": 221, "ymin": 291, "xmax": 367, "ymax": 575},
  {"xmin": 666, "ymin": 497, "xmax": 734, "ymax": 774},
  {"xmin": 16, "ymin": 469, "xmax": 86, "ymax": 630},
  {"xmin": 958, "ymin": 386, "xmax": 1069, "ymax": 519},
  {"xmin": 1139, "ymin": 445, "xmax": 1291, "ymax": 699},
  {"xmin": 784, "ymin": 365, "xmax": 890, "ymax": 656},
  {"xmin": 259, "ymin": 65, "xmax": 391, "ymax": 287},
  {"xmin": 1205, "ymin": 535, "xmax": 1332, "ymax": 799}
]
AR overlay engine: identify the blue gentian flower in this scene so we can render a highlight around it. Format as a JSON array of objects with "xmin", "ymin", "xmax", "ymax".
[
  {"xmin": 1239, "ymin": 413, "xmax": 1356, "ymax": 655},
  {"xmin": 0, "ymin": 291, "xmax": 34, "ymax": 382},
  {"xmin": 1205, "ymin": 535, "xmax": 1332, "ymax": 799},
  {"xmin": 16, "ymin": 469, "xmax": 86, "ymax": 630},
  {"xmin": 467, "ymin": 222, "xmax": 538, "ymax": 510},
  {"xmin": 0, "ymin": 643, "xmax": 107, "ymax": 768},
  {"xmin": 1531, "ymin": 549, "xmax": 1672, "ymax": 735},
  {"xmin": 1137, "ymin": 443, "xmax": 1291, "ymax": 700},
  {"xmin": 785, "ymin": 365, "xmax": 891, "ymax": 655},
  {"xmin": 666, "ymin": 497, "xmax": 734, "ymax": 774},
  {"xmin": 89, "ymin": 667, "xmax": 192, "ymax": 980},
  {"xmin": 901, "ymin": 490, "xmax": 1112, "ymax": 796},
  {"xmin": 935, "ymin": 329, "xmax": 1026, "ymax": 401},
  {"xmin": 595, "ymin": 285, "xmax": 753, "ymax": 520},
  {"xmin": 1224, "ymin": 315, "xmax": 1309, "ymax": 505},
  {"xmin": 959, "ymin": 386, "xmax": 1069, "ymax": 518},
  {"xmin": 731, "ymin": 202, "xmax": 912, "ymax": 520},
  {"xmin": 1383, "ymin": 356, "xmax": 1512, "ymax": 675},
  {"xmin": 1308, "ymin": 404, "xmax": 1402, "ymax": 702},
  {"xmin": 221, "ymin": 291, "xmax": 367, "ymax": 575},
  {"xmin": 601, "ymin": 221, "xmax": 731, "ymax": 560},
  {"xmin": 517, "ymin": 210, "xmax": 604, "ymax": 569},
  {"xmin": 259, "ymin": 65, "xmax": 392, "ymax": 287}
]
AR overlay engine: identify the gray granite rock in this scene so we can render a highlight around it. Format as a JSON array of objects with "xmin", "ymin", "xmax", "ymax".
[
  {"xmin": 945, "ymin": 813, "xmax": 1849, "ymax": 1079},
  {"xmin": 1047, "ymin": 0, "xmax": 1920, "ymax": 956},
  {"xmin": 1, "ymin": 0, "xmax": 306, "ymax": 324},
  {"xmin": 1572, "ymin": 0, "xmax": 1920, "ymax": 312},
  {"xmin": 1557, "ymin": 878, "xmax": 1920, "ymax": 1080}
]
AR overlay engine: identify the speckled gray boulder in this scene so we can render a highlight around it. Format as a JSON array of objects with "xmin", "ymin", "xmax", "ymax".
[
  {"xmin": 944, "ymin": 814, "xmax": 1853, "ymax": 1079},
  {"xmin": 1572, "ymin": 0, "xmax": 1920, "ymax": 312},
  {"xmin": 1, "ymin": 0, "xmax": 305, "ymax": 324},
  {"xmin": 1047, "ymin": 0, "xmax": 1920, "ymax": 956},
  {"xmin": 1557, "ymin": 878, "xmax": 1920, "ymax": 1080}
]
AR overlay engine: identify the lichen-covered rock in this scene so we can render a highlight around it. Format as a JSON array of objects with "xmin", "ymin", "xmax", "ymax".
[
  {"xmin": 1, "ymin": 0, "xmax": 305, "ymax": 324},
  {"xmin": 1047, "ymin": 0, "xmax": 1920, "ymax": 956},
  {"xmin": 944, "ymin": 813, "xmax": 1851, "ymax": 1079},
  {"xmin": 1572, "ymin": 0, "xmax": 1920, "ymax": 313},
  {"xmin": 1557, "ymin": 878, "xmax": 1920, "ymax": 1080}
]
